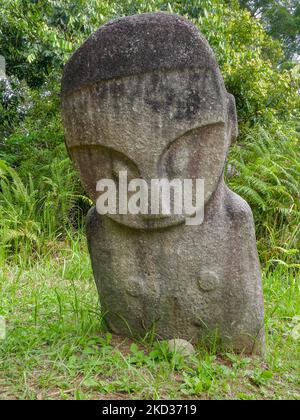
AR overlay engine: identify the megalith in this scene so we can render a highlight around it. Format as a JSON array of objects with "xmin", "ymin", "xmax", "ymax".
[{"xmin": 61, "ymin": 13, "xmax": 265, "ymax": 354}]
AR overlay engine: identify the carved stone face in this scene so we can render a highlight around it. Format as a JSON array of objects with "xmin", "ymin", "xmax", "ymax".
[{"xmin": 62, "ymin": 67, "xmax": 236, "ymax": 229}]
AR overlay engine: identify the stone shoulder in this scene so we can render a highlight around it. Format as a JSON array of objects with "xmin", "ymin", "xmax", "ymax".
[{"xmin": 222, "ymin": 185, "xmax": 255, "ymax": 226}]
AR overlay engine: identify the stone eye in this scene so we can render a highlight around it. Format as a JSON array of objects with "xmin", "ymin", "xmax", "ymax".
[
  {"xmin": 165, "ymin": 146, "xmax": 191, "ymax": 179},
  {"xmin": 112, "ymin": 158, "xmax": 128, "ymax": 178},
  {"xmin": 160, "ymin": 128, "xmax": 200, "ymax": 179},
  {"xmin": 112, "ymin": 154, "xmax": 139, "ymax": 181},
  {"xmin": 160, "ymin": 122, "xmax": 225, "ymax": 181}
]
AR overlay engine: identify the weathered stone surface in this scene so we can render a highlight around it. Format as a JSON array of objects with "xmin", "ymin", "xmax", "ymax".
[
  {"xmin": 167, "ymin": 339, "xmax": 195, "ymax": 357},
  {"xmin": 61, "ymin": 12, "xmax": 265, "ymax": 354},
  {"xmin": 61, "ymin": 13, "xmax": 219, "ymax": 95}
]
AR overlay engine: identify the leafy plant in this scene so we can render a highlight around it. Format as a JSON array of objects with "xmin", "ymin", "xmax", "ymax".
[
  {"xmin": 0, "ymin": 159, "xmax": 86, "ymax": 259},
  {"xmin": 227, "ymin": 126, "xmax": 300, "ymax": 266}
]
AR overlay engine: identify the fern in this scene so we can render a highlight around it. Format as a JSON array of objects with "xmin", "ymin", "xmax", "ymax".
[
  {"xmin": 0, "ymin": 159, "xmax": 86, "ymax": 258},
  {"xmin": 227, "ymin": 126, "xmax": 300, "ymax": 266}
]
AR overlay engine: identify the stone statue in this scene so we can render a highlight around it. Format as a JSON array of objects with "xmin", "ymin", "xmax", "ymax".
[{"xmin": 61, "ymin": 13, "xmax": 265, "ymax": 354}]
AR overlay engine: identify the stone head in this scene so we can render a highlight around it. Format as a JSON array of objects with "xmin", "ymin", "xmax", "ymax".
[{"xmin": 61, "ymin": 12, "xmax": 238, "ymax": 229}]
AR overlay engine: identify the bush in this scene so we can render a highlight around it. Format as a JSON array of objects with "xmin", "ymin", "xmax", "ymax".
[
  {"xmin": 227, "ymin": 126, "xmax": 300, "ymax": 266},
  {"xmin": 0, "ymin": 159, "xmax": 88, "ymax": 260}
]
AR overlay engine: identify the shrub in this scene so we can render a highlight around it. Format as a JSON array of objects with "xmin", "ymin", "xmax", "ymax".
[{"xmin": 227, "ymin": 126, "xmax": 300, "ymax": 266}]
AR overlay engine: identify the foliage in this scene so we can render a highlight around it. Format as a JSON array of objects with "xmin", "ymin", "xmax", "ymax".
[
  {"xmin": 239, "ymin": 0, "xmax": 300, "ymax": 59},
  {"xmin": 227, "ymin": 126, "xmax": 300, "ymax": 265},
  {"xmin": 0, "ymin": 159, "xmax": 86, "ymax": 259},
  {"xmin": 0, "ymin": 77, "xmax": 63, "ymax": 161},
  {"xmin": 0, "ymin": 77, "xmax": 30, "ymax": 141},
  {"xmin": 0, "ymin": 0, "xmax": 113, "ymax": 88}
]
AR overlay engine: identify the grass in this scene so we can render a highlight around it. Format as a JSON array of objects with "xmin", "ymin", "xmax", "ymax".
[{"xmin": 0, "ymin": 234, "xmax": 299, "ymax": 400}]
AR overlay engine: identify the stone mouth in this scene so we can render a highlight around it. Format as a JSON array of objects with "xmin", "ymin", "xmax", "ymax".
[
  {"xmin": 141, "ymin": 214, "xmax": 170, "ymax": 221},
  {"xmin": 106, "ymin": 213, "xmax": 186, "ymax": 230}
]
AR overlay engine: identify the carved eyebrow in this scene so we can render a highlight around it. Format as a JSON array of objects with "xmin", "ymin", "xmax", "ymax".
[
  {"xmin": 68, "ymin": 144, "xmax": 140, "ymax": 173},
  {"xmin": 159, "ymin": 121, "xmax": 225, "ymax": 160},
  {"xmin": 68, "ymin": 121, "xmax": 225, "ymax": 173}
]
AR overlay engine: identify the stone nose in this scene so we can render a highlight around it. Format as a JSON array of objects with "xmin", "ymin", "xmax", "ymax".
[{"xmin": 137, "ymin": 153, "xmax": 164, "ymax": 183}]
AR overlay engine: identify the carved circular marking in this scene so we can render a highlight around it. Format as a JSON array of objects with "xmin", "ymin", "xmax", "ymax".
[
  {"xmin": 125, "ymin": 276, "xmax": 142, "ymax": 297},
  {"xmin": 197, "ymin": 271, "xmax": 220, "ymax": 292},
  {"xmin": 125, "ymin": 275, "xmax": 160, "ymax": 298}
]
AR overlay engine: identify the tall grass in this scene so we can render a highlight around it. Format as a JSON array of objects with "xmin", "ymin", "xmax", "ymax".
[
  {"xmin": 0, "ymin": 159, "xmax": 88, "ymax": 262},
  {"xmin": 0, "ymin": 243, "xmax": 299, "ymax": 399}
]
